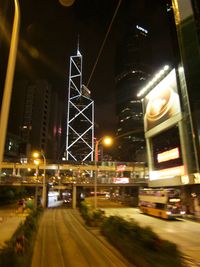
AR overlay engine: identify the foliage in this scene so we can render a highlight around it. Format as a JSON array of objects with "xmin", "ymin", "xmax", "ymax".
[
  {"xmin": 79, "ymin": 201, "xmax": 105, "ymax": 227},
  {"xmin": 0, "ymin": 186, "xmax": 34, "ymax": 206},
  {"xmin": 101, "ymin": 216, "xmax": 186, "ymax": 267},
  {"xmin": 0, "ymin": 207, "xmax": 43, "ymax": 267}
]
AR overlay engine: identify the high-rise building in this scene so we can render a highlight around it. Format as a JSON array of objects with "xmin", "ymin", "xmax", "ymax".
[
  {"xmin": 7, "ymin": 79, "xmax": 63, "ymax": 161},
  {"xmin": 65, "ymin": 48, "xmax": 94, "ymax": 162},
  {"xmin": 114, "ymin": 0, "xmax": 178, "ymax": 162},
  {"xmin": 115, "ymin": 22, "xmax": 151, "ymax": 162},
  {"xmin": 137, "ymin": 0, "xmax": 200, "ymax": 194}
]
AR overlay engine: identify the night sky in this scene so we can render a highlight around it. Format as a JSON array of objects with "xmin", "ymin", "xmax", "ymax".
[{"xmin": 0, "ymin": 0, "xmax": 175, "ymax": 136}]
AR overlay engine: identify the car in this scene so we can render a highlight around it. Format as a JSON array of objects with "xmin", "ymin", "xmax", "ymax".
[{"xmin": 63, "ymin": 198, "xmax": 72, "ymax": 205}]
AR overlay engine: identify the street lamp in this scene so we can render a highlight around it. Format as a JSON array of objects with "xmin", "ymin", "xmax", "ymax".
[
  {"xmin": 0, "ymin": 0, "xmax": 20, "ymax": 169},
  {"xmin": 33, "ymin": 151, "xmax": 47, "ymax": 208},
  {"xmin": 33, "ymin": 160, "xmax": 39, "ymax": 209},
  {"xmin": 94, "ymin": 136, "xmax": 113, "ymax": 209}
]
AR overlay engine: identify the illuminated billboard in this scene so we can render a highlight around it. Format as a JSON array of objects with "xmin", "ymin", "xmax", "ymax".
[
  {"xmin": 157, "ymin": 148, "xmax": 179, "ymax": 163},
  {"xmin": 149, "ymin": 126, "xmax": 185, "ymax": 181},
  {"xmin": 143, "ymin": 69, "xmax": 181, "ymax": 132},
  {"xmin": 149, "ymin": 166, "xmax": 185, "ymax": 181},
  {"xmin": 152, "ymin": 126, "xmax": 183, "ymax": 170},
  {"xmin": 113, "ymin": 177, "xmax": 129, "ymax": 184}
]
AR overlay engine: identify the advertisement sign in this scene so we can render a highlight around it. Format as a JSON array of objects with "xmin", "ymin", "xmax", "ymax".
[
  {"xmin": 113, "ymin": 177, "xmax": 129, "ymax": 184},
  {"xmin": 116, "ymin": 164, "xmax": 126, "ymax": 172},
  {"xmin": 152, "ymin": 126, "xmax": 183, "ymax": 171},
  {"xmin": 149, "ymin": 165, "xmax": 185, "ymax": 180},
  {"xmin": 143, "ymin": 69, "xmax": 181, "ymax": 132},
  {"xmin": 157, "ymin": 147, "xmax": 179, "ymax": 163}
]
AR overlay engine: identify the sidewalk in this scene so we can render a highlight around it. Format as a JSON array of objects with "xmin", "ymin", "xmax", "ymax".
[
  {"xmin": 184, "ymin": 214, "xmax": 200, "ymax": 223},
  {"xmin": 0, "ymin": 207, "xmax": 25, "ymax": 248}
]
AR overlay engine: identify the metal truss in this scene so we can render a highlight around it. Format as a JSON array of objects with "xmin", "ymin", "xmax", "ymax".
[{"xmin": 66, "ymin": 48, "xmax": 94, "ymax": 161}]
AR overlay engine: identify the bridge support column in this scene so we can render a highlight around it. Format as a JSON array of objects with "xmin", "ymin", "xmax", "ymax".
[
  {"xmin": 17, "ymin": 167, "xmax": 20, "ymax": 176},
  {"xmin": 72, "ymin": 185, "xmax": 77, "ymax": 209},
  {"xmin": 34, "ymin": 185, "xmax": 38, "ymax": 209},
  {"xmin": 12, "ymin": 165, "xmax": 16, "ymax": 176}
]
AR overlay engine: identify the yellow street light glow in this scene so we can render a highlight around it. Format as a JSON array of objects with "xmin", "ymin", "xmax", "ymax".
[
  {"xmin": 102, "ymin": 136, "xmax": 113, "ymax": 146},
  {"xmin": 137, "ymin": 65, "xmax": 170, "ymax": 98},
  {"xmin": 94, "ymin": 135, "xmax": 113, "ymax": 210},
  {"xmin": 33, "ymin": 151, "xmax": 40, "ymax": 158},
  {"xmin": 34, "ymin": 159, "xmax": 40, "ymax": 165},
  {"xmin": 32, "ymin": 150, "xmax": 47, "ymax": 208}
]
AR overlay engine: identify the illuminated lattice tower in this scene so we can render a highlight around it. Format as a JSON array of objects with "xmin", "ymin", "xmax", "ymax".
[{"xmin": 66, "ymin": 47, "xmax": 94, "ymax": 161}]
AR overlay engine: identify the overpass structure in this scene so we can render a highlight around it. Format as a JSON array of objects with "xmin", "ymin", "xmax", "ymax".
[
  {"xmin": 0, "ymin": 161, "xmax": 148, "ymax": 208},
  {"xmin": 0, "ymin": 161, "xmax": 148, "ymax": 184},
  {"xmin": 0, "ymin": 161, "xmax": 147, "ymax": 172}
]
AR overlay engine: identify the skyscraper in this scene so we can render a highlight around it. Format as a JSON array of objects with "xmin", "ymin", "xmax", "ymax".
[
  {"xmin": 65, "ymin": 48, "xmax": 94, "ymax": 162},
  {"xmin": 7, "ymin": 79, "xmax": 63, "ymax": 161},
  {"xmin": 115, "ymin": 22, "xmax": 151, "ymax": 162},
  {"xmin": 114, "ymin": 0, "xmax": 177, "ymax": 162}
]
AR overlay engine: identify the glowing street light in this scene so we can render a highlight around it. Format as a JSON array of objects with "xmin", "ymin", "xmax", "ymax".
[
  {"xmin": 95, "ymin": 136, "xmax": 113, "ymax": 162},
  {"xmin": 33, "ymin": 151, "xmax": 47, "ymax": 208},
  {"xmin": 94, "ymin": 136, "xmax": 113, "ymax": 209}
]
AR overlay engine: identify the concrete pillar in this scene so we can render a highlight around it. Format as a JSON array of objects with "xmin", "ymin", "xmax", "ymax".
[
  {"xmin": 12, "ymin": 166, "xmax": 16, "ymax": 176},
  {"xmin": 17, "ymin": 167, "xmax": 20, "ymax": 176},
  {"xmin": 72, "ymin": 185, "xmax": 77, "ymax": 209},
  {"xmin": 35, "ymin": 185, "xmax": 38, "ymax": 209}
]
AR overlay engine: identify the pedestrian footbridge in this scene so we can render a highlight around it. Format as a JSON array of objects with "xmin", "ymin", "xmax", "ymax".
[{"xmin": 0, "ymin": 161, "xmax": 148, "ymax": 187}]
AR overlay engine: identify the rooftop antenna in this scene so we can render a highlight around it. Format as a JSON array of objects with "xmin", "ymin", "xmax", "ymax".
[{"xmin": 77, "ymin": 34, "xmax": 81, "ymax": 56}]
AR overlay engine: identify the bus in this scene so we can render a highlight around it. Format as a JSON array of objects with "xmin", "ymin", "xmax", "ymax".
[{"xmin": 138, "ymin": 188, "xmax": 185, "ymax": 219}]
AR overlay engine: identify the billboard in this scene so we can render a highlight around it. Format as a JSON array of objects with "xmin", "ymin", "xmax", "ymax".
[
  {"xmin": 113, "ymin": 177, "xmax": 129, "ymax": 184},
  {"xmin": 149, "ymin": 126, "xmax": 185, "ymax": 181},
  {"xmin": 152, "ymin": 126, "xmax": 183, "ymax": 170},
  {"xmin": 149, "ymin": 166, "xmax": 185, "ymax": 181},
  {"xmin": 143, "ymin": 69, "xmax": 181, "ymax": 132}
]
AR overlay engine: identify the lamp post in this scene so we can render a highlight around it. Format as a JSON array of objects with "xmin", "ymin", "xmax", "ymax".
[
  {"xmin": 0, "ymin": 0, "xmax": 20, "ymax": 169},
  {"xmin": 94, "ymin": 136, "xmax": 113, "ymax": 209},
  {"xmin": 33, "ymin": 160, "xmax": 39, "ymax": 209},
  {"xmin": 33, "ymin": 151, "xmax": 47, "ymax": 208}
]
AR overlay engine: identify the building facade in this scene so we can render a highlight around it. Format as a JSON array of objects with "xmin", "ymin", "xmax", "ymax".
[
  {"xmin": 137, "ymin": 0, "xmax": 200, "ymax": 217},
  {"xmin": 115, "ymin": 22, "xmax": 151, "ymax": 162},
  {"xmin": 7, "ymin": 79, "xmax": 63, "ymax": 161}
]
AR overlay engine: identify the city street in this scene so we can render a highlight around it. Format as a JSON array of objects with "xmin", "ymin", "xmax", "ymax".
[
  {"xmin": 31, "ymin": 208, "xmax": 135, "ymax": 267},
  {"xmin": 1, "ymin": 200, "xmax": 200, "ymax": 266},
  {"xmin": 103, "ymin": 207, "xmax": 200, "ymax": 266}
]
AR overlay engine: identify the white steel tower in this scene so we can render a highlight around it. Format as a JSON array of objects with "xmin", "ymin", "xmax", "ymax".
[{"xmin": 66, "ymin": 47, "xmax": 94, "ymax": 161}]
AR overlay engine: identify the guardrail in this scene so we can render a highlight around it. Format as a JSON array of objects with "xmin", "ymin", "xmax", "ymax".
[
  {"xmin": 0, "ymin": 161, "xmax": 147, "ymax": 172},
  {"xmin": 0, "ymin": 176, "xmax": 148, "ymax": 187}
]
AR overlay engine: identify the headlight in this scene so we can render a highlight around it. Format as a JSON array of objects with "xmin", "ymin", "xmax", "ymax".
[
  {"xmin": 166, "ymin": 211, "xmax": 172, "ymax": 215},
  {"xmin": 180, "ymin": 211, "xmax": 185, "ymax": 215}
]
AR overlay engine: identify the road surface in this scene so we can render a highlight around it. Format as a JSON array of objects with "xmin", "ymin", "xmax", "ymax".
[
  {"xmin": 31, "ymin": 208, "xmax": 135, "ymax": 267},
  {"xmin": 103, "ymin": 207, "xmax": 200, "ymax": 266}
]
